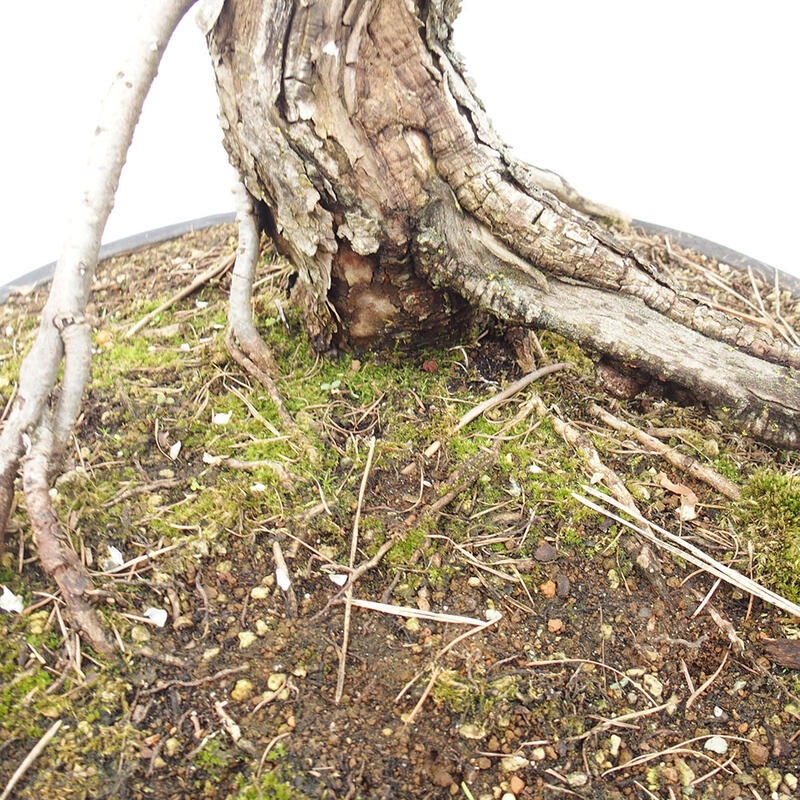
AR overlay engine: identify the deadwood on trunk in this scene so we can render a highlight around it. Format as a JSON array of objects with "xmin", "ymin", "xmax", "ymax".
[{"xmin": 207, "ymin": 0, "xmax": 799, "ymax": 448}]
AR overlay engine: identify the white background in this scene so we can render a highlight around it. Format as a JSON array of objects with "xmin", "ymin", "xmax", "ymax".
[{"xmin": 1, "ymin": 1, "xmax": 798, "ymax": 285}]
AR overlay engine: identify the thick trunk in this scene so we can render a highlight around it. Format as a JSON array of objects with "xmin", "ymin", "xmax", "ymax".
[{"xmin": 207, "ymin": 0, "xmax": 800, "ymax": 448}]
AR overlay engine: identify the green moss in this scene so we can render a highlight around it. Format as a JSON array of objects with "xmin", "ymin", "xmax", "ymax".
[
  {"xmin": 727, "ymin": 468, "xmax": 800, "ymax": 601},
  {"xmin": 713, "ymin": 453, "xmax": 743, "ymax": 482},
  {"xmin": 432, "ymin": 669, "xmax": 475, "ymax": 712},
  {"xmin": 230, "ymin": 773, "xmax": 303, "ymax": 800},
  {"xmin": 193, "ymin": 737, "xmax": 235, "ymax": 773},
  {"xmin": 227, "ymin": 742, "xmax": 311, "ymax": 800},
  {"xmin": 388, "ymin": 525, "xmax": 427, "ymax": 565}
]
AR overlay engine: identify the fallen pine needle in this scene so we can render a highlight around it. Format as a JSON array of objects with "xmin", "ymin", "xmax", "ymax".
[
  {"xmin": 574, "ymin": 485, "xmax": 800, "ymax": 620},
  {"xmin": 403, "ymin": 665, "xmax": 442, "ymax": 726},
  {"xmin": 97, "ymin": 542, "xmax": 184, "ymax": 576},
  {"xmin": 126, "ymin": 252, "xmax": 235, "ymax": 338},
  {"xmin": 348, "ymin": 598, "xmax": 486, "ymax": 626},
  {"xmin": 686, "ymin": 649, "xmax": 729, "ymax": 709}
]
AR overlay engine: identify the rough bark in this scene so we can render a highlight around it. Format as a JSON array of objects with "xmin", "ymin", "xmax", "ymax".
[{"xmin": 207, "ymin": 0, "xmax": 800, "ymax": 448}]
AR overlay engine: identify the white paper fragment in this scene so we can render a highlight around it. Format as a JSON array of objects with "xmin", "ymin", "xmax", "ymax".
[
  {"xmin": 0, "ymin": 585, "xmax": 24, "ymax": 614},
  {"xmin": 107, "ymin": 545, "xmax": 125, "ymax": 567},
  {"xmin": 143, "ymin": 607, "xmax": 169, "ymax": 628},
  {"xmin": 275, "ymin": 568, "xmax": 292, "ymax": 591},
  {"xmin": 212, "ymin": 410, "xmax": 232, "ymax": 425},
  {"xmin": 322, "ymin": 40, "xmax": 339, "ymax": 57},
  {"xmin": 169, "ymin": 441, "xmax": 182, "ymax": 460},
  {"xmin": 328, "ymin": 573, "xmax": 348, "ymax": 587},
  {"xmin": 250, "ymin": 483, "xmax": 267, "ymax": 493}
]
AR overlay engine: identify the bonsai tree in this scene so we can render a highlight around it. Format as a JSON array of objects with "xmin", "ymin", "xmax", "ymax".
[{"xmin": 0, "ymin": 0, "xmax": 797, "ymax": 652}]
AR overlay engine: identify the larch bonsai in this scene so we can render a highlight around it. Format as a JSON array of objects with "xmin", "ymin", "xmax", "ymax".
[{"xmin": 0, "ymin": 0, "xmax": 798, "ymax": 653}]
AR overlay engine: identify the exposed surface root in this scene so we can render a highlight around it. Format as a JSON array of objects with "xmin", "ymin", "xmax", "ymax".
[
  {"xmin": 224, "ymin": 329, "xmax": 294, "ymax": 432},
  {"xmin": 22, "ymin": 429, "xmax": 113, "ymax": 656}
]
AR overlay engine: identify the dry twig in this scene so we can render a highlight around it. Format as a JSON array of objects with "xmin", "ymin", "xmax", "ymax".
[
  {"xmin": 126, "ymin": 252, "xmax": 235, "ymax": 338},
  {"xmin": 335, "ymin": 436, "xmax": 377, "ymax": 704},
  {"xmin": 0, "ymin": 719, "xmax": 63, "ymax": 800},
  {"xmin": 455, "ymin": 362, "xmax": 571, "ymax": 431},
  {"xmin": 588, "ymin": 403, "xmax": 740, "ymax": 499}
]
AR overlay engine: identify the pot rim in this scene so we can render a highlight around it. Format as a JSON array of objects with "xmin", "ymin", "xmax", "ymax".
[{"xmin": 1, "ymin": 213, "xmax": 797, "ymax": 303}]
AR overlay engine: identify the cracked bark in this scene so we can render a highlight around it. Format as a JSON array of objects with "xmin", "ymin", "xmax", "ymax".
[{"xmin": 207, "ymin": 0, "xmax": 799, "ymax": 448}]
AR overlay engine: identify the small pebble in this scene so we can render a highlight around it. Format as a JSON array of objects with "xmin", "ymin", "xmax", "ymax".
[
  {"xmin": 539, "ymin": 579, "xmax": 556, "ymax": 599},
  {"xmin": 500, "ymin": 755, "xmax": 529, "ymax": 772},
  {"xmin": 534, "ymin": 542, "xmax": 558, "ymax": 562},
  {"xmin": 164, "ymin": 737, "xmax": 181, "ymax": 757},
  {"xmin": 238, "ymin": 631, "xmax": 257, "ymax": 649},
  {"xmin": 458, "ymin": 723, "xmax": 486, "ymax": 740},
  {"xmin": 566, "ymin": 772, "xmax": 588, "ymax": 787},
  {"xmin": 231, "ymin": 679, "xmax": 254, "ymax": 702},
  {"xmin": 642, "ymin": 674, "xmax": 663, "ymax": 700},
  {"xmin": 130, "ymin": 625, "xmax": 150, "ymax": 643},
  {"xmin": 704, "ymin": 736, "xmax": 728, "ymax": 755},
  {"xmin": 509, "ymin": 775, "xmax": 525, "ymax": 794},
  {"xmin": 267, "ymin": 673, "xmax": 286, "ymax": 691},
  {"xmin": 555, "ymin": 573, "xmax": 571, "ymax": 597}
]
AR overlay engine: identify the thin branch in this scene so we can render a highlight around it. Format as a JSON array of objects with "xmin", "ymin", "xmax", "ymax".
[{"xmin": 588, "ymin": 403, "xmax": 741, "ymax": 499}]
